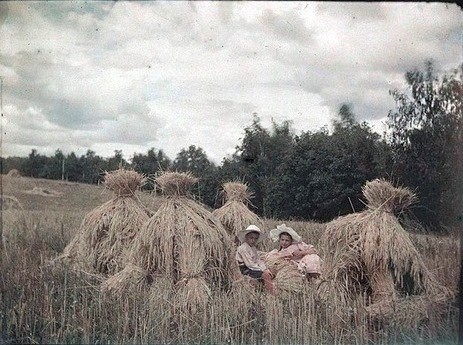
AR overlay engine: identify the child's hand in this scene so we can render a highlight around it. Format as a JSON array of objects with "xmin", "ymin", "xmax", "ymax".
[{"xmin": 306, "ymin": 247, "xmax": 318, "ymax": 255}]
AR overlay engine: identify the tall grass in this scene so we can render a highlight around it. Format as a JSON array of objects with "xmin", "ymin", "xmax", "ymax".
[{"xmin": 0, "ymin": 211, "xmax": 459, "ymax": 344}]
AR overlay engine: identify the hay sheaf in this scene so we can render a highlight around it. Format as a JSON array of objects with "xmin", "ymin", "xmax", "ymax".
[
  {"xmin": 1, "ymin": 195, "xmax": 23, "ymax": 210},
  {"xmin": 362, "ymin": 178, "xmax": 417, "ymax": 214},
  {"xmin": 57, "ymin": 169, "xmax": 149, "ymax": 275},
  {"xmin": 155, "ymin": 171, "xmax": 198, "ymax": 196},
  {"xmin": 104, "ymin": 169, "xmax": 146, "ymax": 197},
  {"xmin": 213, "ymin": 182, "xmax": 262, "ymax": 280},
  {"xmin": 23, "ymin": 187, "xmax": 62, "ymax": 197},
  {"xmin": 100, "ymin": 263, "xmax": 147, "ymax": 295},
  {"xmin": 264, "ymin": 256, "xmax": 305, "ymax": 297},
  {"xmin": 175, "ymin": 277, "xmax": 211, "ymax": 314},
  {"xmin": 128, "ymin": 171, "xmax": 232, "ymax": 309},
  {"xmin": 6, "ymin": 169, "xmax": 21, "ymax": 177},
  {"xmin": 320, "ymin": 179, "xmax": 451, "ymax": 328},
  {"xmin": 212, "ymin": 182, "xmax": 262, "ymax": 237},
  {"xmin": 364, "ymin": 293, "xmax": 454, "ymax": 331}
]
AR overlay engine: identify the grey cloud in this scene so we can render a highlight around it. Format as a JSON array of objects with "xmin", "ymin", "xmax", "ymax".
[
  {"xmin": 0, "ymin": 2, "xmax": 9, "ymax": 27},
  {"xmin": 218, "ymin": 2, "xmax": 234, "ymax": 24},
  {"xmin": 260, "ymin": 9, "xmax": 313, "ymax": 45},
  {"xmin": 47, "ymin": 99, "xmax": 108, "ymax": 129},
  {"xmin": 2, "ymin": 2, "xmax": 461, "ymax": 162},
  {"xmin": 316, "ymin": 3, "xmax": 386, "ymax": 21},
  {"xmin": 205, "ymin": 99, "xmax": 257, "ymax": 125}
]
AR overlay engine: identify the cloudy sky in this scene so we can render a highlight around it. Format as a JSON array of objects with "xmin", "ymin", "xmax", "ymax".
[{"xmin": 0, "ymin": 2, "xmax": 461, "ymax": 163}]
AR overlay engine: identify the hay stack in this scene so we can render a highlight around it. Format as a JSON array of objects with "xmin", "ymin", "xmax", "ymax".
[
  {"xmin": 58, "ymin": 169, "xmax": 149, "ymax": 275},
  {"xmin": 0, "ymin": 195, "xmax": 23, "ymax": 210},
  {"xmin": 6, "ymin": 169, "xmax": 21, "ymax": 177},
  {"xmin": 128, "ymin": 171, "xmax": 232, "ymax": 312},
  {"xmin": 100, "ymin": 263, "xmax": 148, "ymax": 295},
  {"xmin": 213, "ymin": 182, "xmax": 263, "ymax": 281},
  {"xmin": 321, "ymin": 179, "xmax": 450, "ymax": 309},
  {"xmin": 264, "ymin": 256, "xmax": 305, "ymax": 297},
  {"xmin": 213, "ymin": 182, "xmax": 262, "ymax": 239}
]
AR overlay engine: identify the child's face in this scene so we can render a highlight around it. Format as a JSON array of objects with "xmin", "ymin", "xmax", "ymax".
[
  {"xmin": 279, "ymin": 233, "xmax": 293, "ymax": 249},
  {"xmin": 245, "ymin": 232, "xmax": 260, "ymax": 246}
]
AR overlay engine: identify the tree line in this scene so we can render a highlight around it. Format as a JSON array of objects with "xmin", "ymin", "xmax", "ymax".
[{"xmin": 2, "ymin": 61, "xmax": 461, "ymax": 230}]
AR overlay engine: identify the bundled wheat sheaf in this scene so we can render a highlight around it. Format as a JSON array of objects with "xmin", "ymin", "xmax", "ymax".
[
  {"xmin": 57, "ymin": 169, "xmax": 149, "ymax": 275},
  {"xmin": 265, "ymin": 256, "xmax": 305, "ymax": 297},
  {"xmin": 320, "ymin": 178, "xmax": 452, "ymax": 325},
  {"xmin": 119, "ymin": 171, "xmax": 232, "ymax": 312},
  {"xmin": 0, "ymin": 195, "xmax": 23, "ymax": 211},
  {"xmin": 212, "ymin": 182, "xmax": 262, "ymax": 237},
  {"xmin": 6, "ymin": 169, "xmax": 21, "ymax": 177},
  {"xmin": 213, "ymin": 181, "xmax": 263, "ymax": 282}
]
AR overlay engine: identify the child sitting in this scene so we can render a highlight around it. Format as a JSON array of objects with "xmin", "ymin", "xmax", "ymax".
[
  {"xmin": 235, "ymin": 225, "xmax": 276, "ymax": 295},
  {"xmin": 267, "ymin": 224, "xmax": 322, "ymax": 280}
]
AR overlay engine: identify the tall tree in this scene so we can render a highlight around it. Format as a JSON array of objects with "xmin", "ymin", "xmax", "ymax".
[
  {"xmin": 40, "ymin": 149, "xmax": 65, "ymax": 180},
  {"xmin": 333, "ymin": 103, "xmax": 356, "ymax": 131},
  {"xmin": 387, "ymin": 61, "xmax": 462, "ymax": 227},
  {"xmin": 65, "ymin": 152, "xmax": 82, "ymax": 181},
  {"xmin": 236, "ymin": 115, "xmax": 295, "ymax": 216},
  {"xmin": 266, "ymin": 105, "xmax": 391, "ymax": 221},
  {"xmin": 172, "ymin": 145, "xmax": 218, "ymax": 207},
  {"xmin": 22, "ymin": 149, "xmax": 47, "ymax": 178},
  {"xmin": 106, "ymin": 150, "xmax": 127, "ymax": 172},
  {"xmin": 132, "ymin": 148, "xmax": 171, "ymax": 189},
  {"xmin": 80, "ymin": 150, "xmax": 106, "ymax": 184}
]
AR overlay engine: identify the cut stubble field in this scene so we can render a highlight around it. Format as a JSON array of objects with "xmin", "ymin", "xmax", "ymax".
[{"xmin": 0, "ymin": 175, "xmax": 460, "ymax": 344}]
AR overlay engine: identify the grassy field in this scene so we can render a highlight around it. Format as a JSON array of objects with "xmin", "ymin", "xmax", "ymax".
[{"xmin": 0, "ymin": 175, "xmax": 460, "ymax": 344}]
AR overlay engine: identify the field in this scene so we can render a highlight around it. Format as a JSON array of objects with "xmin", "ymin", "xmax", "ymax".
[{"xmin": 0, "ymin": 175, "xmax": 460, "ymax": 344}]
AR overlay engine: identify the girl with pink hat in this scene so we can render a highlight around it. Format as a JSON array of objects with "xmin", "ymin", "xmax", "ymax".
[{"xmin": 267, "ymin": 224, "xmax": 322, "ymax": 279}]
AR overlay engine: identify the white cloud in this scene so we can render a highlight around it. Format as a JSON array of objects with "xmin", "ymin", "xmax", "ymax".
[{"xmin": 0, "ymin": 1, "xmax": 461, "ymax": 163}]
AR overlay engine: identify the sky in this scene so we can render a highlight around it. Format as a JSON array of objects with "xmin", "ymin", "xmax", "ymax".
[{"xmin": 0, "ymin": 1, "xmax": 461, "ymax": 163}]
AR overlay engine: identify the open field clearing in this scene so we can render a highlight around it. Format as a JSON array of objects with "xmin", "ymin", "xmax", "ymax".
[{"xmin": 0, "ymin": 175, "xmax": 460, "ymax": 344}]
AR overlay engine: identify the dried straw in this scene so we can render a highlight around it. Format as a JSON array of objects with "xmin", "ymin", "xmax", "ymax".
[
  {"xmin": 213, "ymin": 181, "xmax": 262, "ymax": 280},
  {"xmin": 365, "ymin": 292, "xmax": 454, "ymax": 331},
  {"xmin": 362, "ymin": 178, "xmax": 417, "ymax": 214},
  {"xmin": 264, "ymin": 257, "xmax": 305, "ymax": 297},
  {"xmin": 104, "ymin": 169, "xmax": 147, "ymax": 197},
  {"xmin": 212, "ymin": 182, "xmax": 262, "ymax": 238},
  {"xmin": 6, "ymin": 169, "xmax": 21, "ymax": 177},
  {"xmin": 176, "ymin": 277, "xmax": 211, "ymax": 314},
  {"xmin": 57, "ymin": 169, "xmax": 149, "ymax": 275},
  {"xmin": 100, "ymin": 263, "xmax": 147, "ymax": 295},
  {"xmin": 320, "ymin": 179, "xmax": 449, "ymax": 312},
  {"xmin": 155, "ymin": 171, "xmax": 198, "ymax": 196},
  {"xmin": 0, "ymin": 195, "xmax": 23, "ymax": 210},
  {"xmin": 127, "ymin": 171, "xmax": 232, "ymax": 302}
]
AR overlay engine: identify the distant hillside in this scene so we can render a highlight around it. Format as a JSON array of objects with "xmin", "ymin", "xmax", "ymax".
[{"xmin": 1, "ymin": 175, "xmax": 163, "ymax": 214}]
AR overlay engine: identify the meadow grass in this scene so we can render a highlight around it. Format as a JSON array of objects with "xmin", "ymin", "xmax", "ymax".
[{"xmin": 0, "ymin": 210, "xmax": 459, "ymax": 344}]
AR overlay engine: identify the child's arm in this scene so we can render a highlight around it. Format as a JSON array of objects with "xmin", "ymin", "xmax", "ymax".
[
  {"xmin": 288, "ymin": 244, "xmax": 317, "ymax": 260},
  {"xmin": 237, "ymin": 246, "xmax": 267, "ymax": 271}
]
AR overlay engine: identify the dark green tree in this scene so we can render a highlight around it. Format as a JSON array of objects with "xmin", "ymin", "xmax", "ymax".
[
  {"xmin": 132, "ymin": 148, "xmax": 170, "ymax": 175},
  {"xmin": 333, "ymin": 103, "xmax": 356, "ymax": 131},
  {"xmin": 106, "ymin": 150, "xmax": 127, "ymax": 172},
  {"xmin": 266, "ymin": 106, "xmax": 391, "ymax": 221},
  {"xmin": 39, "ymin": 149, "xmax": 65, "ymax": 180},
  {"xmin": 132, "ymin": 148, "xmax": 171, "ymax": 189},
  {"xmin": 79, "ymin": 150, "xmax": 106, "ymax": 184},
  {"xmin": 1, "ymin": 156, "xmax": 28, "ymax": 175},
  {"xmin": 64, "ymin": 152, "xmax": 82, "ymax": 181},
  {"xmin": 387, "ymin": 61, "xmax": 462, "ymax": 227},
  {"xmin": 235, "ymin": 114, "xmax": 295, "ymax": 216},
  {"xmin": 172, "ymin": 145, "xmax": 218, "ymax": 208},
  {"xmin": 22, "ymin": 149, "xmax": 48, "ymax": 178}
]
